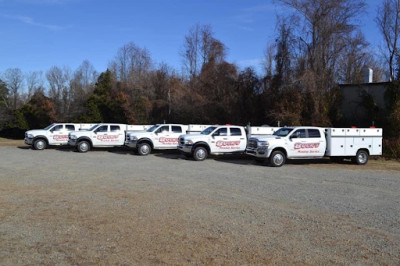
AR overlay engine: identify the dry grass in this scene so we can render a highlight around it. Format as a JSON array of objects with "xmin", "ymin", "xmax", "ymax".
[{"xmin": 0, "ymin": 137, "xmax": 24, "ymax": 146}]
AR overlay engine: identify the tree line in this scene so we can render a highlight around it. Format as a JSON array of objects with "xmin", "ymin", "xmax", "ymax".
[{"xmin": 1, "ymin": 0, "xmax": 400, "ymax": 150}]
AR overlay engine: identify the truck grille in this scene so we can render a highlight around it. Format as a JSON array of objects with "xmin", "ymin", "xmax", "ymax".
[
  {"xmin": 247, "ymin": 139, "xmax": 258, "ymax": 149},
  {"xmin": 179, "ymin": 137, "xmax": 185, "ymax": 145}
]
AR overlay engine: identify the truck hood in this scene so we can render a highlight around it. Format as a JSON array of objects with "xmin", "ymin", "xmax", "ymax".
[
  {"xmin": 25, "ymin": 129, "xmax": 47, "ymax": 136},
  {"xmin": 127, "ymin": 131, "xmax": 155, "ymax": 139},
  {"xmin": 249, "ymin": 135, "xmax": 281, "ymax": 142},
  {"xmin": 179, "ymin": 133, "xmax": 208, "ymax": 142}
]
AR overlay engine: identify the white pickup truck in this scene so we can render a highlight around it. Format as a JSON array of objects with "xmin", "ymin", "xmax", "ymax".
[
  {"xmin": 178, "ymin": 125, "xmax": 280, "ymax": 161},
  {"xmin": 125, "ymin": 124, "xmax": 210, "ymax": 155},
  {"xmin": 24, "ymin": 123, "xmax": 95, "ymax": 150},
  {"xmin": 246, "ymin": 126, "xmax": 382, "ymax": 167},
  {"xmin": 68, "ymin": 124, "xmax": 152, "ymax": 152}
]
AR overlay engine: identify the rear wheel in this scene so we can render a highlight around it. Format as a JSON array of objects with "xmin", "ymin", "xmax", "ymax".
[
  {"xmin": 354, "ymin": 150, "xmax": 368, "ymax": 165},
  {"xmin": 269, "ymin": 150, "xmax": 286, "ymax": 167},
  {"xmin": 33, "ymin": 139, "xmax": 47, "ymax": 150},
  {"xmin": 138, "ymin": 142, "xmax": 151, "ymax": 156},
  {"xmin": 193, "ymin": 146, "xmax": 207, "ymax": 161},
  {"xmin": 77, "ymin": 140, "xmax": 90, "ymax": 153}
]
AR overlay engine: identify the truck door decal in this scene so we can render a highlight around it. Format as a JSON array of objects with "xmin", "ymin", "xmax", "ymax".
[
  {"xmin": 216, "ymin": 140, "xmax": 241, "ymax": 149},
  {"xmin": 294, "ymin": 142, "xmax": 321, "ymax": 154},
  {"xmin": 53, "ymin": 135, "xmax": 68, "ymax": 141},
  {"xmin": 159, "ymin": 137, "xmax": 178, "ymax": 145},
  {"xmin": 97, "ymin": 135, "xmax": 119, "ymax": 142}
]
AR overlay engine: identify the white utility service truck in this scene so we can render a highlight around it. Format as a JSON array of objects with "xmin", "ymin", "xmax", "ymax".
[
  {"xmin": 125, "ymin": 124, "xmax": 211, "ymax": 155},
  {"xmin": 245, "ymin": 126, "xmax": 382, "ymax": 167},
  {"xmin": 68, "ymin": 124, "xmax": 152, "ymax": 152},
  {"xmin": 24, "ymin": 123, "xmax": 96, "ymax": 150},
  {"xmin": 178, "ymin": 125, "xmax": 280, "ymax": 161}
]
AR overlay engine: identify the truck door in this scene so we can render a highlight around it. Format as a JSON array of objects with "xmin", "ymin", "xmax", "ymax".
[
  {"xmin": 307, "ymin": 128, "xmax": 326, "ymax": 157},
  {"xmin": 209, "ymin": 127, "xmax": 228, "ymax": 153},
  {"xmin": 110, "ymin": 125, "xmax": 125, "ymax": 145},
  {"xmin": 92, "ymin": 125, "xmax": 109, "ymax": 146},
  {"xmin": 288, "ymin": 128, "xmax": 325, "ymax": 158},
  {"xmin": 49, "ymin": 124, "xmax": 68, "ymax": 145},
  {"xmin": 228, "ymin": 127, "xmax": 246, "ymax": 152},
  {"xmin": 153, "ymin": 125, "xmax": 171, "ymax": 148}
]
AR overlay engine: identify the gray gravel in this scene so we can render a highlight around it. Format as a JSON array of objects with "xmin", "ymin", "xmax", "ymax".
[{"xmin": 0, "ymin": 145, "xmax": 399, "ymax": 264}]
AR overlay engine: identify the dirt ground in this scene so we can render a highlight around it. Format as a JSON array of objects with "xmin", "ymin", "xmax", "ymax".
[{"xmin": 1, "ymin": 141, "xmax": 399, "ymax": 265}]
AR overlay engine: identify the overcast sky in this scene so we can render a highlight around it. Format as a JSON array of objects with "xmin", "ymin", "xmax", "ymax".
[{"xmin": 0, "ymin": 0, "xmax": 381, "ymax": 75}]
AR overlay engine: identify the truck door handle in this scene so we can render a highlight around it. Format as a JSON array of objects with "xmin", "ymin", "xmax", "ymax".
[{"xmin": 223, "ymin": 138, "xmax": 228, "ymax": 140}]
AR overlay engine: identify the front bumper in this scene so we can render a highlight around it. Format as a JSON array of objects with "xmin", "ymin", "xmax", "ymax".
[
  {"xmin": 124, "ymin": 140, "xmax": 138, "ymax": 148},
  {"xmin": 178, "ymin": 144, "xmax": 192, "ymax": 153},
  {"xmin": 24, "ymin": 137, "xmax": 33, "ymax": 145},
  {"xmin": 68, "ymin": 139, "xmax": 78, "ymax": 146},
  {"xmin": 245, "ymin": 146, "xmax": 269, "ymax": 158}
]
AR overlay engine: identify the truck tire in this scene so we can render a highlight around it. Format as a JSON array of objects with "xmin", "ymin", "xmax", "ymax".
[
  {"xmin": 354, "ymin": 150, "xmax": 368, "ymax": 165},
  {"xmin": 138, "ymin": 142, "xmax": 151, "ymax": 156},
  {"xmin": 193, "ymin": 146, "xmax": 207, "ymax": 161},
  {"xmin": 77, "ymin": 140, "xmax": 90, "ymax": 153},
  {"xmin": 269, "ymin": 150, "xmax": 286, "ymax": 167},
  {"xmin": 33, "ymin": 139, "xmax": 47, "ymax": 150}
]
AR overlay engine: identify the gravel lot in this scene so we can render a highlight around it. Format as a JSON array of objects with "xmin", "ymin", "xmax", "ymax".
[{"xmin": 1, "ymin": 144, "xmax": 399, "ymax": 265}]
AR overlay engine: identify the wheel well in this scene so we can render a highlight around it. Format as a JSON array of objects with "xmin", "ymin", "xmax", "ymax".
[
  {"xmin": 357, "ymin": 148, "xmax": 369, "ymax": 155},
  {"xmin": 78, "ymin": 138, "xmax": 92, "ymax": 147},
  {"xmin": 193, "ymin": 143, "xmax": 210, "ymax": 153},
  {"xmin": 138, "ymin": 139, "xmax": 153, "ymax": 149},
  {"xmin": 271, "ymin": 147, "xmax": 287, "ymax": 157},
  {"xmin": 34, "ymin": 136, "xmax": 48, "ymax": 144}
]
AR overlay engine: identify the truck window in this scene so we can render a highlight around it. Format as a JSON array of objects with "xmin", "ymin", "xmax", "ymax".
[
  {"xmin": 110, "ymin": 126, "xmax": 120, "ymax": 132},
  {"xmin": 230, "ymin": 128, "xmax": 242, "ymax": 136},
  {"xmin": 66, "ymin": 125, "xmax": 75, "ymax": 131},
  {"xmin": 95, "ymin": 125, "xmax": 108, "ymax": 133},
  {"xmin": 51, "ymin": 125, "xmax": 63, "ymax": 132},
  {"xmin": 156, "ymin": 126, "xmax": 169, "ymax": 133},
  {"xmin": 308, "ymin": 129, "xmax": 321, "ymax": 138},
  {"xmin": 213, "ymin": 128, "xmax": 227, "ymax": 136},
  {"xmin": 172, "ymin": 126, "xmax": 182, "ymax": 133},
  {"xmin": 293, "ymin": 129, "xmax": 306, "ymax": 138},
  {"xmin": 273, "ymin": 127, "xmax": 294, "ymax": 137},
  {"xmin": 201, "ymin": 126, "xmax": 217, "ymax": 135}
]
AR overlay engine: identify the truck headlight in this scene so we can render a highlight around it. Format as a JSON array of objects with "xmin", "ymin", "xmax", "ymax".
[
  {"xmin": 27, "ymin": 134, "xmax": 34, "ymax": 138},
  {"xmin": 70, "ymin": 135, "xmax": 77, "ymax": 140},
  {"xmin": 184, "ymin": 139, "xmax": 193, "ymax": 145},
  {"xmin": 259, "ymin": 141, "xmax": 269, "ymax": 147},
  {"xmin": 130, "ymin": 136, "xmax": 138, "ymax": 141}
]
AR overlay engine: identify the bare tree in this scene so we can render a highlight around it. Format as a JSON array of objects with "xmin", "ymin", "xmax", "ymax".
[
  {"xmin": 181, "ymin": 24, "xmax": 226, "ymax": 79},
  {"xmin": 26, "ymin": 71, "xmax": 44, "ymax": 98},
  {"xmin": 46, "ymin": 66, "xmax": 71, "ymax": 119},
  {"xmin": 376, "ymin": 0, "xmax": 400, "ymax": 81},
  {"xmin": 3, "ymin": 68, "xmax": 24, "ymax": 110},
  {"xmin": 109, "ymin": 42, "xmax": 152, "ymax": 88}
]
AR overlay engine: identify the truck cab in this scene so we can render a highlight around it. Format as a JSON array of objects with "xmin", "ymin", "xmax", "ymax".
[
  {"xmin": 24, "ymin": 123, "xmax": 94, "ymax": 150},
  {"xmin": 68, "ymin": 124, "xmax": 127, "ymax": 152},
  {"xmin": 178, "ymin": 125, "xmax": 247, "ymax": 161},
  {"xmin": 125, "ymin": 124, "xmax": 199, "ymax": 155}
]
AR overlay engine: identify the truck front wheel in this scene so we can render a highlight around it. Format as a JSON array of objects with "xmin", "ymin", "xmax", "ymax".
[
  {"xmin": 354, "ymin": 150, "xmax": 368, "ymax": 165},
  {"xmin": 269, "ymin": 151, "xmax": 286, "ymax": 167},
  {"xmin": 33, "ymin": 139, "xmax": 47, "ymax": 150},
  {"xmin": 193, "ymin": 146, "xmax": 207, "ymax": 161},
  {"xmin": 77, "ymin": 140, "xmax": 90, "ymax": 153},
  {"xmin": 138, "ymin": 143, "xmax": 151, "ymax": 156}
]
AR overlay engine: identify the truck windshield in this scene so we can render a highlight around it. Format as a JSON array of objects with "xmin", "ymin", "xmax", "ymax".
[
  {"xmin": 201, "ymin": 126, "xmax": 217, "ymax": 135},
  {"xmin": 273, "ymin": 127, "xmax": 294, "ymax": 137},
  {"xmin": 147, "ymin": 124, "xmax": 160, "ymax": 132},
  {"xmin": 44, "ymin": 123, "xmax": 55, "ymax": 130}
]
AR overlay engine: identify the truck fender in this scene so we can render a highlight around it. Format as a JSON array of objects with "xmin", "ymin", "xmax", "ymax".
[
  {"xmin": 33, "ymin": 135, "xmax": 49, "ymax": 144},
  {"xmin": 137, "ymin": 138, "xmax": 154, "ymax": 148},
  {"xmin": 269, "ymin": 147, "xmax": 287, "ymax": 158},
  {"xmin": 192, "ymin": 142, "xmax": 210, "ymax": 153},
  {"xmin": 77, "ymin": 137, "xmax": 93, "ymax": 146}
]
